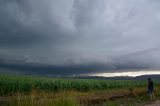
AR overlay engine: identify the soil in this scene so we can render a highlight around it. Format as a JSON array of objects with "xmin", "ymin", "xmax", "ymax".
[{"xmin": 145, "ymin": 100, "xmax": 160, "ymax": 106}]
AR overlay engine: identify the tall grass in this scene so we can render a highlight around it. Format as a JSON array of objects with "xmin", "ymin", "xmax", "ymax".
[
  {"xmin": 0, "ymin": 75, "xmax": 160, "ymax": 106},
  {"xmin": 0, "ymin": 75, "xmax": 149, "ymax": 96},
  {"xmin": 2, "ymin": 91, "xmax": 80, "ymax": 106}
]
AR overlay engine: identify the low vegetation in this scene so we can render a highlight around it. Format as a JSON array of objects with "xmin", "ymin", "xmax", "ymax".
[
  {"xmin": 0, "ymin": 74, "xmax": 160, "ymax": 106},
  {"xmin": 0, "ymin": 75, "xmax": 151, "ymax": 95}
]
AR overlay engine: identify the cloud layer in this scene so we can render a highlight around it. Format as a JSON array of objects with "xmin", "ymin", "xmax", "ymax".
[{"xmin": 0, "ymin": 0, "xmax": 160, "ymax": 76}]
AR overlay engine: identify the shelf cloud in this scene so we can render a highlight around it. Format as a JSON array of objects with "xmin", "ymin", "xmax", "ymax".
[{"xmin": 0, "ymin": 0, "xmax": 160, "ymax": 76}]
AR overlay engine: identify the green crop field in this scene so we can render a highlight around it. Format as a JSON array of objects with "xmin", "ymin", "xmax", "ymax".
[
  {"xmin": 0, "ymin": 74, "xmax": 148, "ymax": 95},
  {"xmin": 0, "ymin": 75, "xmax": 160, "ymax": 106}
]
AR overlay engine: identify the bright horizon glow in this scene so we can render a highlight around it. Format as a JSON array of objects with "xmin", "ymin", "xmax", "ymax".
[{"xmin": 89, "ymin": 70, "xmax": 160, "ymax": 77}]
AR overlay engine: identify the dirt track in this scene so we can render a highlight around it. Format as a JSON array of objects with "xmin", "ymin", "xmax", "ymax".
[{"xmin": 145, "ymin": 100, "xmax": 160, "ymax": 106}]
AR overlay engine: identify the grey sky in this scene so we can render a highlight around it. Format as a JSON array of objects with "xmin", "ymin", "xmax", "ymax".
[{"xmin": 0, "ymin": 0, "xmax": 160, "ymax": 76}]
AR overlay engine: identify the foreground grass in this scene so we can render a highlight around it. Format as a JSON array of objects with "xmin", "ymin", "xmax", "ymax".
[
  {"xmin": 1, "ymin": 91, "xmax": 79, "ymax": 106},
  {"xmin": 1, "ymin": 86, "xmax": 160, "ymax": 106},
  {"xmin": 0, "ymin": 74, "xmax": 160, "ymax": 106}
]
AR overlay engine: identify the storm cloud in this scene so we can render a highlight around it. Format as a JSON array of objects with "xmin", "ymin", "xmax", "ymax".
[{"xmin": 0, "ymin": 0, "xmax": 160, "ymax": 76}]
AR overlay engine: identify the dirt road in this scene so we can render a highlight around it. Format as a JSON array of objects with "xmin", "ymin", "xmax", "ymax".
[{"xmin": 145, "ymin": 100, "xmax": 160, "ymax": 106}]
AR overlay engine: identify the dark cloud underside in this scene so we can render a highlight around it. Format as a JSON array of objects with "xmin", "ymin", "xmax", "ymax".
[{"xmin": 0, "ymin": 0, "xmax": 160, "ymax": 76}]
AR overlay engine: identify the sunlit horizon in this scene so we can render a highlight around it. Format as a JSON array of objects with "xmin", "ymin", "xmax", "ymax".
[{"xmin": 89, "ymin": 70, "xmax": 160, "ymax": 77}]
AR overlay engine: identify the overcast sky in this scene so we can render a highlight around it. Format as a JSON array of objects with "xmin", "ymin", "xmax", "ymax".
[{"xmin": 0, "ymin": 0, "xmax": 160, "ymax": 76}]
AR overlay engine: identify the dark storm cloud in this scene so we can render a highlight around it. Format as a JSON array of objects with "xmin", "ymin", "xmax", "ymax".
[
  {"xmin": 0, "ymin": 58, "xmax": 151, "ymax": 76},
  {"xmin": 0, "ymin": 0, "xmax": 160, "ymax": 76},
  {"xmin": 0, "ymin": 0, "xmax": 75, "ymax": 48}
]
